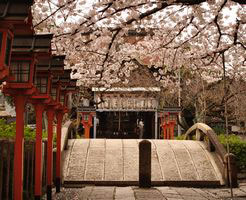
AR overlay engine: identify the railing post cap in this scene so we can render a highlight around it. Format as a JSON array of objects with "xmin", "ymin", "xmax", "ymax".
[
  {"xmin": 139, "ymin": 139, "xmax": 151, "ymax": 144},
  {"xmin": 224, "ymin": 153, "xmax": 236, "ymax": 162}
]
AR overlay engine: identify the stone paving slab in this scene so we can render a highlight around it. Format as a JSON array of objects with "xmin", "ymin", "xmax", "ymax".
[
  {"xmin": 48, "ymin": 185, "xmax": 246, "ymax": 200},
  {"xmin": 64, "ymin": 139, "xmax": 223, "ymax": 184}
]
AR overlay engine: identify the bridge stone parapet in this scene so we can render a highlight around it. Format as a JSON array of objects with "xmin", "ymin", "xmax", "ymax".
[
  {"xmin": 53, "ymin": 120, "xmax": 75, "ymax": 184},
  {"xmin": 184, "ymin": 123, "xmax": 238, "ymax": 188}
]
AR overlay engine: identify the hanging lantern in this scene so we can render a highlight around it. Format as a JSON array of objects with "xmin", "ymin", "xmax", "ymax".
[
  {"xmin": 8, "ymin": 34, "xmax": 53, "ymax": 85},
  {"xmin": 9, "ymin": 59, "xmax": 32, "ymax": 83},
  {"xmin": 59, "ymin": 91, "xmax": 65, "ymax": 106},
  {"xmin": 35, "ymin": 76, "xmax": 49, "ymax": 94},
  {"xmin": 51, "ymin": 85, "xmax": 58, "ymax": 101},
  {"xmin": 0, "ymin": 29, "xmax": 13, "ymax": 81},
  {"xmin": 0, "ymin": 29, "xmax": 13, "ymax": 69}
]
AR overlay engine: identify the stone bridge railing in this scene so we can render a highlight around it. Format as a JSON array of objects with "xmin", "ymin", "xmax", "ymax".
[
  {"xmin": 184, "ymin": 123, "xmax": 238, "ymax": 187},
  {"xmin": 53, "ymin": 120, "xmax": 76, "ymax": 184}
]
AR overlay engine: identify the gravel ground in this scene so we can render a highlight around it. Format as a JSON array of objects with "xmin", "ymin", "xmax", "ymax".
[{"xmin": 42, "ymin": 184, "xmax": 246, "ymax": 200}]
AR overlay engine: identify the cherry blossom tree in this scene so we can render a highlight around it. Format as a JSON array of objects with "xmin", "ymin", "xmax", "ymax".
[
  {"xmin": 30, "ymin": 0, "xmax": 246, "ymax": 131},
  {"xmin": 31, "ymin": 0, "xmax": 245, "ymax": 88}
]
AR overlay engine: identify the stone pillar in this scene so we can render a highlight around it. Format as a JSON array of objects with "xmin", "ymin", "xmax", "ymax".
[{"xmin": 139, "ymin": 140, "xmax": 151, "ymax": 188}]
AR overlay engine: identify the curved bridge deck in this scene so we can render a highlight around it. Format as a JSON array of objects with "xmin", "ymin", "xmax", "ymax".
[{"xmin": 63, "ymin": 139, "xmax": 224, "ymax": 187}]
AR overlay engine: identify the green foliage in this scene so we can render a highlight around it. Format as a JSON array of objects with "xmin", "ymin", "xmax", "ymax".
[
  {"xmin": 24, "ymin": 126, "xmax": 36, "ymax": 140},
  {"xmin": 175, "ymin": 131, "xmax": 246, "ymax": 171},
  {"xmin": 175, "ymin": 134, "xmax": 186, "ymax": 140},
  {"xmin": 0, "ymin": 119, "xmax": 16, "ymax": 139},
  {"xmin": 42, "ymin": 130, "xmax": 48, "ymax": 138},
  {"xmin": 212, "ymin": 126, "xmax": 225, "ymax": 135},
  {"xmin": 218, "ymin": 134, "xmax": 246, "ymax": 170},
  {"xmin": 0, "ymin": 119, "xmax": 49, "ymax": 140}
]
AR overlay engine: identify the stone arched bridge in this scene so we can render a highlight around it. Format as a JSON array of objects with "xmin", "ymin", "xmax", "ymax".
[{"xmin": 61, "ymin": 123, "xmax": 237, "ymax": 187}]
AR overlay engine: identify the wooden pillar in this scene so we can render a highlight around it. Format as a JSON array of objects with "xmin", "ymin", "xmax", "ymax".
[
  {"xmin": 84, "ymin": 124, "xmax": 90, "ymax": 138},
  {"xmin": 154, "ymin": 111, "xmax": 158, "ymax": 139},
  {"xmin": 163, "ymin": 124, "xmax": 167, "ymax": 139},
  {"xmin": 55, "ymin": 111, "xmax": 63, "ymax": 193},
  {"xmin": 34, "ymin": 104, "xmax": 45, "ymax": 200},
  {"xmin": 13, "ymin": 95, "xmax": 26, "ymax": 200},
  {"xmin": 46, "ymin": 108, "xmax": 55, "ymax": 200},
  {"xmin": 166, "ymin": 123, "xmax": 169, "ymax": 139},
  {"xmin": 167, "ymin": 113, "xmax": 170, "ymax": 139},
  {"xmin": 224, "ymin": 153, "xmax": 238, "ymax": 188},
  {"xmin": 170, "ymin": 122, "xmax": 175, "ymax": 139},
  {"xmin": 93, "ymin": 116, "xmax": 97, "ymax": 138},
  {"xmin": 82, "ymin": 114, "xmax": 92, "ymax": 139}
]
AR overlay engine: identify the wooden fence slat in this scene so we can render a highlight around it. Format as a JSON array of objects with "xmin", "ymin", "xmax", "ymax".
[
  {"xmin": 6, "ymin": 142, "xmax": 10, "ymax": 200},
  {"xmin": 30, "ymin": 142, "xmax": 35, "ymax": 197},
  {"xmin": 42, "ymin": 140, "xmax": 48, "ymax": 195},
  {"xmin": 0, "ymin": 139, "xmax": 49, "ymax": 199},
  {"xmin": 26, "ymin": 143, "xmax": 31, "ymax": 199},
  {"xmin": 10, "ymin": 141, "xmax": 14, "ymax": 200},
  {"xmin": 0, "ymin": 140, "xmax": 4, "ymax": 199}
]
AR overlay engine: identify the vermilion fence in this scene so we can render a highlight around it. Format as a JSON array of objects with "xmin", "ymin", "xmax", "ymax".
[{"xmin": 0, "ymin": 139, "xmax": 48, "ymax": 199}]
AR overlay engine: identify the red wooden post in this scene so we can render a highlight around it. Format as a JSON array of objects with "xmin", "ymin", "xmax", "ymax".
[
  {"xmin": 163, "ymin": 124, "xmax": 167, "ymax": 139},
  {"xmin": 46, "ymin": 108, "xmax": 55, "ymax": 200},
  {"xmin": 170, "ymin": 121, "xmax": 175, "ymax": 139},
  {"xmin": 55, "ymin": 111, "xmax": 63, "ymax": 193},
  {"xmin": 81, "ymin": 113, "xmax": 93, "ymax": 139},
  {"xmin": 13, "ymin": 95, "xmax": 27, "ymax": 200},
  {"xmin": 34, "ymin": 104, "xmax": 44, "ymax": 200},
  {"xmin": 162, "ymin": 115, "xmax": 166, "ymax": 139},
  {"xmin": 167, "ymin": 113, "xmax": 170, "ymax": 139}
]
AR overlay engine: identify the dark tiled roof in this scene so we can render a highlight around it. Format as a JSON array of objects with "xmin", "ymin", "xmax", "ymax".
[
  {"xmin": 36, "ymin": 55, "xmax": 65, "ymax": 72},
  {"xmin": 12, "ymin": 34, "xmax": 53, "ymax": 53},
  {"xmin": 50, "ymin": 55, "xmax": 66, "ymax": 70},
  {"xmin": 59, "ymin": 69, "xmax": 71, "ymax": 82},
  {"xmin": 0, "ymin": 1, "xmax": 33, "ymax": 21},
  {"xmin": 69, "ymin": 79, "xmax": 77, "ymax": 87}
]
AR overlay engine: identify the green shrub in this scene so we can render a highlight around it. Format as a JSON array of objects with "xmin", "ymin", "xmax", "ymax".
[
  {"xmin": 0, "ymin": 119, "xmax": 16, "ymax": 138},
  {"xmin": 174, "ymin": 130, "xmax": 246, "ymax": 171},
  {"xmin": 212, "ymin": 126, "xmax": 225, "ymax": 135},
  {"xmin": 218, "ymin": 134, "xmax": 246, "ymax": 171},
  {"xmin": 0, "ymin": 119, "xmax": 49, "ymax": 140},
  {"xmin": 24, "ymin": 126, "xmax": 36, "ymax": 140},
  {"xmin": 175, "ymin": 134, "xmax": 186, "ymax": 140}
]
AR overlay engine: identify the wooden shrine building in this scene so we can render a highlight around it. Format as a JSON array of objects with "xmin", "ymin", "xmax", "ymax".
[{"xmin": 93, "ymin": 86, "xmax": 160, "ymax": 139}]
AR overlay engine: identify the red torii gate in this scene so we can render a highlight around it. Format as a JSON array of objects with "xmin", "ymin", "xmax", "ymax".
[{"xmin": 159, "ymin": 107, "xmax": 181, "ymax": 139}]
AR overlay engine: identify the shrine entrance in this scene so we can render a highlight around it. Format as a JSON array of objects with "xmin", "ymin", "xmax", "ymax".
[{"xmin": 96, "ymin": 111, "xmax": 155, "ymax": 139}]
